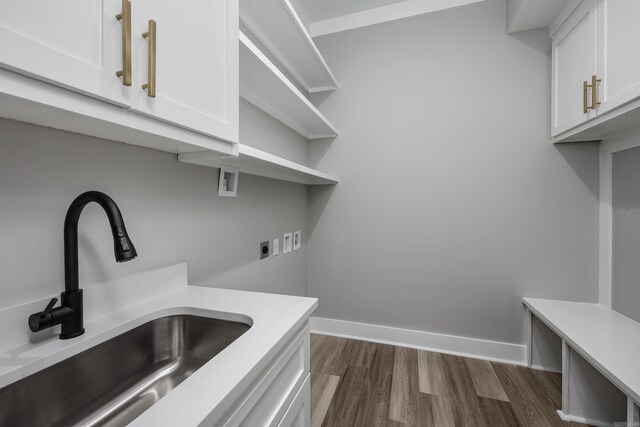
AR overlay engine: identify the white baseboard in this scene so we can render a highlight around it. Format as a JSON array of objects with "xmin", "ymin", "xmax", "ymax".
[
  {"xmin": 530, "ymin": 363, "xmax": 563, "ymax": 374},
  {"xmin": 310, "ymin": 317, "xmax": 527, "ymax": 366},
  {"xmin": 557, "ymin": 410, "xmax": 614, "ymax": 427}
]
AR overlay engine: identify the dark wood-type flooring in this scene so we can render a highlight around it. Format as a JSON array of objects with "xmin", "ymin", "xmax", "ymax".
[{"xmin": 310, "ymin": 334, "xmax": 590, "ymax": 427}]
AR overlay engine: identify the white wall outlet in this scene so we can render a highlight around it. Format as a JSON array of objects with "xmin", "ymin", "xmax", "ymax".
[
  {"xmin": 293, "ymin": 231, "xmax": 301, "ymax": 250},
  {"xmin": 273, "ymin": 238, "xmax": 280, "ymax": 256},
  {"xmin": 218, "ymin": 166, "xmax": 238, "ymax": 197},
  {"xmin": 283, "ymin": 233, "xmax": 293, "ymax": 254}
]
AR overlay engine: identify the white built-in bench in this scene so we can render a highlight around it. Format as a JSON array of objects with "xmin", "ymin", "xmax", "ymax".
[{"xmin": 523, "ymin": 298, "xmax": 640, "ymax": 427}]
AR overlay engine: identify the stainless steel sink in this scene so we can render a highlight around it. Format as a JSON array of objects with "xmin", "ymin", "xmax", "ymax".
[{"xmin": 0, "ymin": 315, "xmax": 251, "ymax": 427}]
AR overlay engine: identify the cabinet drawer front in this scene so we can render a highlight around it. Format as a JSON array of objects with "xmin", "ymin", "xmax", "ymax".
[
  {"xmin": 225, "ymin": 323, "xmax": 310, "ymax": 427},
  {"xmin": 278, "ymin": 374, "xmax": 310, "ymax": 427}
]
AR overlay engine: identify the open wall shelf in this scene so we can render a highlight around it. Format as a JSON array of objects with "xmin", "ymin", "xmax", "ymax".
[
  {"xmin": 240, "ymin": 0, "xmax": 338, "ymax": 93},
  {"xmin": 240, "ymin": 32, "xmax": 337, "ymax": 140},
  {"xmin": 178, "ymin": 144, "xmax": 338, "ymax": 185}
]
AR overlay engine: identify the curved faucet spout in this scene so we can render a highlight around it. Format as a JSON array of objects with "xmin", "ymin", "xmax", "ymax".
[{"xmin": 64, "ymin": 191, "xmax": 137, "ymax": 293}]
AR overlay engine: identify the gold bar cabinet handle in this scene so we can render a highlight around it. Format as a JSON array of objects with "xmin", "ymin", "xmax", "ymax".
[
  {"xmin": 115, "ymin": 0, "xmax": 132, "ymax": 86},
  {"xmin": 592, "ymin": 75, "xmax": 601, "ymax": 110},
  {"xmin": 583, "ymin": 80, "xmax": 590, "ymax": 114},
  {"xmin": 142, "ymin": 20, "xmax": 157, "ymax": 98}
]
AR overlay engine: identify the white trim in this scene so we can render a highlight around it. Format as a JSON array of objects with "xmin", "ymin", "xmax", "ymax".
[
  {"xmin": 556, "ymin": 410, "xmax": 614, "ymax": 427},
  {"xmin": 530, "ymin": 364, "xmax": 562, "ymax": 374},
  {"xmin": 598, "ymin": 124, "xmax": 640, "ymax": 309},
  {"xmin": 562, "ymin": 341, "xmax": 571, "ymax": 414},
  {"xmin": 599, "ymin": 147, "xmax": 613, "ymax": 308},
  {"xmin": 550, "ymin": 0, "xmax": 584, "ymax": 38},
  {"xmin": 310, "ymin": 316, "xmax": 526, "ymax": 366},
  {"xmin": 525, "ymin": 306, "xmax": 532, "ymax": 367},
  {"xmin": 310, "ymin": 0, "xmax": 485, "ymax": 37},
  {"xmin": 602, "ymin": 123, "xmax": 640, "ymax": 155},
  {"xmin": 628, "ymin": 396, "xmax": 640, "ymax": 424}
]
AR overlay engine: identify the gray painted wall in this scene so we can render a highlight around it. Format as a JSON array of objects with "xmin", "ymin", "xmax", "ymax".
[
  {"xmin": 240, "ymin": 99, "xmax": 308, "ymax": 164},
  {"xmin": 307, "ymin": 0, "xmax": 599, "ymax": 345},
  {"xmin": 612, "ymin": 140, "xmax": 640, "ymax": 322},
  {"xmin": 0, "ymin": 105, "xmax": 308, "ymax": 310}
]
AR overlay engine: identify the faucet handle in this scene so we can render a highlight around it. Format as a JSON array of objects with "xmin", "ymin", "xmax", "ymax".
[
  {"xmin": 29, "ymin": 297, "xmax": 58, "ymax": 332},
  {"xmin": 40, "ymin": 298, "xmax": 58, "ymax": 319}
]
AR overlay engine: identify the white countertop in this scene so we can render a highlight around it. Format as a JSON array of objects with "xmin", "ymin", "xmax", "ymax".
[
  {"xmin": 523, "ymin": 298, "xmax": 640, "ymax": 404},
  {"xmin": 0, "ymin": 263, "xmax": 318, "ymax": 426}
]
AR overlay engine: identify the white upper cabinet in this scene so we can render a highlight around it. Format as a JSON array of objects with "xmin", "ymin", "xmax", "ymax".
[
  {"xmin": 0, "ymin": 0, "xmax": 238, "ymax": 149},
  {"xmin": 551, "ymin": 0, "xmax": 597, "ymax": 136},
  {"xmin": 0, "ymin": 0, "xmax": 129, "ymax": 106},
  {"xmin": 552, "ymin": 0, "xmax": 640, "ymax": 142},
  {"xmin": 595, "ymin": 0, "xmax": 640, "ymax": 115},
  {"xmin": 129, "ymin": 0, "xmax": 238, "ymax": 142}
]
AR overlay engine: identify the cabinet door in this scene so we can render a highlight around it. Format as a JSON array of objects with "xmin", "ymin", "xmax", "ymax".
[
  {"xmin": 0, "ymin": 0, "xmax": 129, "ymax": 106},
  {"xmin": 277, "ymin": 375, "xmax": 310, "ymax": 427},
  {"xmin": 551, "ymin": 0, "xmax": 597, "ymax": 136},
  {"xmin": 595, "ymin": 0, "xmax": 640, "ymax": 115},
  {"xmin": 130, "ymin": 0, "xmax": 239, "ymax": 142}
]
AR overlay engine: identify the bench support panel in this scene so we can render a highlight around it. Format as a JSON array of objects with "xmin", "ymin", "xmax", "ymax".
[
  {"xmin": 628, "ymin": 397, "xmax": 640, "ymax": 424},
  {"xmin": 529, "ymin": 313, "xmax": 562, "ymax": 372}
]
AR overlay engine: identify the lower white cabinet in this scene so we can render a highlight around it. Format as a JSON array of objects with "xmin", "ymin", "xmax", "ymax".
[
  {"xmin": 223, "ymin": 322, "xmax": 311, "ymax": 427},
  {"xmin": 278, "ymin": 375, "xmax": 310, "ymax": 427}
]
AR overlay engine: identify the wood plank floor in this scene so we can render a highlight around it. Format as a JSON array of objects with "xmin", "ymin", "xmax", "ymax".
[{"xmin": 310, "ymin": 334, "xmax": 590, "ymax": 427}]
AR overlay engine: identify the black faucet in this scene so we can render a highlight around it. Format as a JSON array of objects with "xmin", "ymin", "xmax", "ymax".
[{"xmin": 28, "ymin": 191, "xmax": 137, "ymax": 339}]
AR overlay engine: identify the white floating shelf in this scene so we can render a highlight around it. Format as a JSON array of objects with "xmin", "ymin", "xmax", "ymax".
[
  {"xmin": 240, "ymin": 32, "xmax": 337, "ymax": 140},
  {"xmin": 240, "ymin": 0, "xmax": 338, "ymax": 93},
  {"xmin": 178, "ymin": 144, "xmax": 338, "ymax": 186}
]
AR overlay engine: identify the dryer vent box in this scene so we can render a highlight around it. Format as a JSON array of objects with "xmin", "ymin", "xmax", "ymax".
[{"xmin": 218, "ymin": 166, "xmax": 238, "ymax": 197}]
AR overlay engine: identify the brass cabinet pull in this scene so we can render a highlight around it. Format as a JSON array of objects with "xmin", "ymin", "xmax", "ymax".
[
  {"xmin": 115, "ymin": 0, "xmax": 132, "ymax": 86},
  {"xmin": 583, "ymin": 75, "xmax": 602, "ymax": 113},
  {"xmin": 591, "ymin": 75, "xmax": 601, "ymax": 109},
  {"xmin": 142, "ymin": 20, "xmax": 157, "ymax": 98}
]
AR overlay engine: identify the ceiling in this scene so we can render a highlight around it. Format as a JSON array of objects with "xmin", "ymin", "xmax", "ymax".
[
  {"xmin": 507, "ymin": 0, "xmax": 569, "ymax": 33},
  {"xmin": 295, "ymin": 0, "xmax": 566, "ymax": 37},
  {"xmin": 296, "ymin": 0, "xmax": 409, "ymax": 22}
]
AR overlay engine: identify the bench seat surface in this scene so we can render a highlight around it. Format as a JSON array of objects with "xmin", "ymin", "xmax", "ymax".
[{"xmin": 523, "ymin": 298, "xmax": 640, "ymax": 403}]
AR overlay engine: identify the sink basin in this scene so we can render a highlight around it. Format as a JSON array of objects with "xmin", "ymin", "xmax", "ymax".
[{"xmin": 0, "ymin": 315, "xmax": 251, "ymax": 426}]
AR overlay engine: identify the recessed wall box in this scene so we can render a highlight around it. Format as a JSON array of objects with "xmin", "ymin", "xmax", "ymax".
[
  {"xmin": 218, "ymin": 166, "xmax": 238, "ymax": 197},
  {"xmin": 273, "ymin": 238, "xmax": 280, "ymax": 256},
  {"xmin": 260, "ymin": 241, "xmax": 269, "ymax": 259},
  {"xmin": 293, "ymin": 231, "xmax": 301, "ymax": 250},
  {"xmin": 283, "ymin": 233, "xmax": 293, "ymax": 254}
]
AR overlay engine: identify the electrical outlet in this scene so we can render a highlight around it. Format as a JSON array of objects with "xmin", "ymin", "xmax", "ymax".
[
  {"xmin": 283, "ymin": 233, "xmax": 292, "ymax": 254},
  {"xmin": 260, "ymin": 241, "xmax": 269, "ymax": 259},
  {"xmin": 273, "ymin": 238, "xmax": 280, "ymax": 256},
  {"xmin": 293, "ymin": 231, "xmax": 301, "ymax": 250}
]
